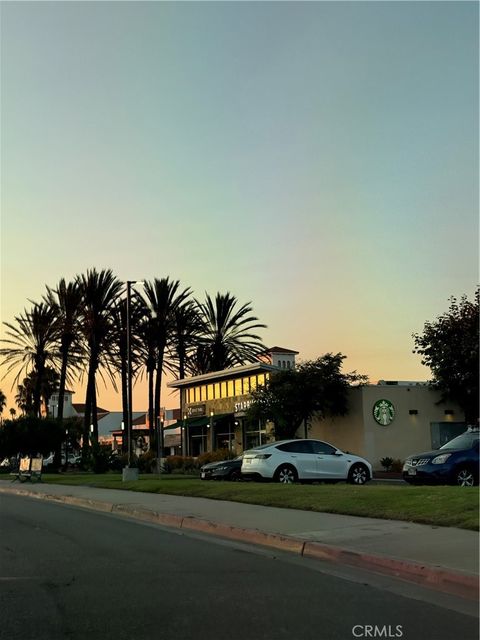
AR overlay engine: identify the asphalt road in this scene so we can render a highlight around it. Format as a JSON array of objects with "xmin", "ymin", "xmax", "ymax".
[{"xmin": 0, "ymin": 495, "xmax": 478, "ymax": 640}]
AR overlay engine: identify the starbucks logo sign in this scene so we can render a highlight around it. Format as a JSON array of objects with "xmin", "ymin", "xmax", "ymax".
[{"xmin": 373, "ymin": 399, "xmax": 395, "ymax": 426}]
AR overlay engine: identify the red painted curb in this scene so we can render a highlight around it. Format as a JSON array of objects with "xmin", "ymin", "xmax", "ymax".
[{"xmin": 303, "ymin": 541, "xmax": 479, "ymax": 601}]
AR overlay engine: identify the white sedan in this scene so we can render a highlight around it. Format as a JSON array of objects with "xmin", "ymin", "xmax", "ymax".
[{"xmin": 241, "ymin": 439, "xmax": 372, "ymax": 484}]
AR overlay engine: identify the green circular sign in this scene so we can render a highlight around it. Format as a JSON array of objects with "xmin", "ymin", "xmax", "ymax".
[{"xmin": 373, "ymin": 399, "xmax": 395, "ymax": 426}]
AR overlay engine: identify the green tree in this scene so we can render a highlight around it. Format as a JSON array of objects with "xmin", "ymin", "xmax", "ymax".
[
  {"xmin": 0, "ymin": 416, "xmax": 65, "ymax": 458},
  {"xmin": 0, "ymin": 302, "xmax": 59, "ymax": 417},
  {"xmin": 194, "ymin": 292, "xmax": 266, "ymax": 373},
  {"xmin": 247, "ymin": 353, "xmax": 368, "ymax": 440},
  {"xmin": 413, "ymin": 290, "xmax": 479, "ymax": 424}
]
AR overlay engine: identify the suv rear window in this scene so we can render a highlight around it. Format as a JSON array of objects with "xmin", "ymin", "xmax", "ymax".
[{"xmin": 277, "ymin": 441, "xmax": 313, "ymax": 454}]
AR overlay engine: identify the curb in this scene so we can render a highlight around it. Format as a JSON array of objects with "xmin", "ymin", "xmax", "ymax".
[{"xmin": 1, "ymin": 485, "xmax": 478, "ymax": 601}]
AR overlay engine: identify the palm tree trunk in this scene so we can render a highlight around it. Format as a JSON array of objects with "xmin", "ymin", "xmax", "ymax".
[
  {"xmin": 148, "ymin": 367, "xmax": 155, "ymax": 450},
  {"xmin": 57, "ymin": 344, "xmax": 69, "ymax": 422},
  {"xmin": 83, "ymin": 361, "xmax": 95, "ymax": 452}
]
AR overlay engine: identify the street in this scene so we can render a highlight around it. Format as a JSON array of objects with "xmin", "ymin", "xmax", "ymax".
[{"xmin": 0, "ymin": 494, "xmax": 478, "ymax": 640}]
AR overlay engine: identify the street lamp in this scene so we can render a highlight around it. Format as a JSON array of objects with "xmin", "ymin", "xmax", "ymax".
[
  {"xmin": 156, "ymin": 415, "xmax": 165, "ymax": 475},
  {"xmin": 125, "ymin": 280, "xmax": 144, "ymax": 468},
  {"xmin": 65, "ymin": 428, "xmax": 69, "ymax": 469},
  {"xmin": 182, "ymin": 414, "xmax": 187, "ymax": 457},
  {"xmin": 209, "ymin": 410, "xmax": 214, "ymax": 452}
]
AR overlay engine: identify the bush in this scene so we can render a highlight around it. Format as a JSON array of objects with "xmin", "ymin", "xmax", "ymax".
[
  {"xmin": 196, "ymin": 449, "xmax": 235, "ymax": 468},
  {"xmin": 138, "ymin": 450, "xmax": 157, "ymax": 473},
  {"xmin": 380, "ymin": 456, "xmax": 394, "ymax": 472},
  {"xmin": 164, "ymin": 455, "xmax": 196, "ymax": 473},
  {"xmin": 390, "ymin": 459, "xmax": 404, "ymax": 473},
  {"xmin": 91, "ymin": 443, "xmax": 111, "ymax": 474},
  {"xmin": 109, "ymin": 451, "xmax": 127, "ymax": 472}
]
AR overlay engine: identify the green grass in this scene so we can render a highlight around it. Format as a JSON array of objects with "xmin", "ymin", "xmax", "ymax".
[{"xmin": 40, "ymin": 472, "xmax": 480, "ymax": 531}]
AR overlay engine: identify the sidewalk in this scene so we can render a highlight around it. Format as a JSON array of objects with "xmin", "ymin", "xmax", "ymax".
[{"xmin": 0, "ymin": 479, "xmax": 478, "ymax": 600}]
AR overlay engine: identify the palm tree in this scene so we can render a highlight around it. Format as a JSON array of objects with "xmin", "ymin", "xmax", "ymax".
[
  {"xmin": 141, "ymin": 278, "xmax": 191, "ymax": 442},
  {"xmin": 9, "ymin": 407, "xmax": 16, "ymax": 419},
  {"xmin": 44, "ymin": 278, "xmax": 83, "ymax": 422},
  {"xmin": 77, "ymin": 268, "xmax": 123, "ymax": 449},
  {"xmin": 110, "ymin": 294, "xmax": 144, "ymax": 451},
  {"xmin": 0, "ymin": 302, "xmax": 59, "ymax": 416},
  {"xmin": 0, "ymin": 389, "xmax": 6, "ymax": 425},
  {"xmin": 195, "ymin": 292, "xmax": 267, "ymax": 373}
]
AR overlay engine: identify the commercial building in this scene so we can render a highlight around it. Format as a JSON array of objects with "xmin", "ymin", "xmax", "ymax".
[{"xmin": 167, "ymin": 347, "xmax": 298, "ymax": 456}]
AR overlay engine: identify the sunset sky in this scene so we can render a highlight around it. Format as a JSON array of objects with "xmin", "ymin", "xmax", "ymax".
[{"xmin": 1, "ymin": 1, "xmax": 478, "ymax": 414}]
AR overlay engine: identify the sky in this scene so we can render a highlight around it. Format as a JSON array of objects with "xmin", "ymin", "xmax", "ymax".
[{"xmin": 0, "ymin": 1, "xmax": 478, "ymax": 414}]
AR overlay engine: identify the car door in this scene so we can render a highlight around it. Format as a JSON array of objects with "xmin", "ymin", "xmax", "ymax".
[
  {"xmin": 276, "ymin": 440, "xmax": 317, "ymax": 479},
  {"xmin": 310, "ymin": 440, "xmax": 349, "ymax": 479}
]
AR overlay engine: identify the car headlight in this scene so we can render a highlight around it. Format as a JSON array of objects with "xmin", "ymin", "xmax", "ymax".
[{"xmin": 431, "ymin": 454, "xmax": 451, "ymax": 464}]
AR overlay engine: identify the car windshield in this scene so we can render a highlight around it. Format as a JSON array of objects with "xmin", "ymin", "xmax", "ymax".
[{"xmin": 440, "ymin": 432, "xmax": 478, "ymax": 450}]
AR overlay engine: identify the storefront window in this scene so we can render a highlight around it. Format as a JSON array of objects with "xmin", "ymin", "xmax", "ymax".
[
  {"xmin": 234, "ymin": 379, "xmax": 243, "ymax": 396},
  {"xmin": 214, "ymin": 383, "xmax": 221, "ymax": 398},
  {"xmin": 227, "ymin": 380, "xmax": 234, "ymax": 397},
  {"xmin": 242, "ymin": 378, "xmax": 250, "ymax": 394},
  {"xmin": 200, "ymin": 386, "xmax": 207, "ymax": 401},
  {"xmin": 249, "ymin": 376, "xmax": 257, "ymax": 391},
  {"xmin": 207, "ymin": 384, "xmax": 214, "ymax": 400},
  {"xmin": 257, "ymin": 374, "xmax": 266, "ymax": 388},
  {"xmin": 221, "ymin": 381, "xmax": 227, "ymax": 398}
]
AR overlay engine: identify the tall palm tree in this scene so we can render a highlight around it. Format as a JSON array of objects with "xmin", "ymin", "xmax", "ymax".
[
  {"xmin": 0, "ymin": 302, "xmax": 59, "ymax": 416},
  {"xmin": 0, "ymin": 389, "xmax": 6, "ymax": 424},
  {"xmin": 195, "ymin": 292, "xmax": 267, "ymax": 373},
  {"xmin": 110, "ymin": 294, "xmax": 144, "ymax": 451},
  {"xmin": 77, "ymin": 268, "xmax": 123, "ymax": 449},
  {"xmin": 44, "ymin": 278, "xmax": 83, "ymax": 422},
  {"xmin": 141, "ymin": 278, "xmax": 191, "ymax": 439}
]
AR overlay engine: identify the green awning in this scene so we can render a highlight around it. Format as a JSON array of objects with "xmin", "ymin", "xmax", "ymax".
[{"xmin": 164, "ymin": 413, "xmax": 234, "ymax": 430}]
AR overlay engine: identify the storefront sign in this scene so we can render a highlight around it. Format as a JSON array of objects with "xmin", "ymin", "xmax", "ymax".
[
  {"xmin": 373, "ymin": 399, "xmax": 395, "ymax": 426},
  {"xmin": 188, "ymin": 404, "xmax": 206, "ymax": 417},
  {"xmin": 234, "ymin": 399, "xmax": 252, "ymax": 412}
]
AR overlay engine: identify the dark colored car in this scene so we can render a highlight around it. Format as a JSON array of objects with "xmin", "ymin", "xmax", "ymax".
[
  {"xmin": 403, "ymin": 428, "xmax": 479, "ymax": 486},
  {"xmin": 200, "ymin": 456, "xmax": 242, "ymax": 481}
]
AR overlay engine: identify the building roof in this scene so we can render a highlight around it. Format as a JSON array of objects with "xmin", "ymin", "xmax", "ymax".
[
  {"xmin": 72, "ymin": 403, "xmax": 109, "ymax": 415},
  {"xmin": 168, "ymin": 362, "xmax": 279, "ymax": 389},
  {"xmin": 264, "ymin": 346, "xmax": 299, "ymax": 355}
]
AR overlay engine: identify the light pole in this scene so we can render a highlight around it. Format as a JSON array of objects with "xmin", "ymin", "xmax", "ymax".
[
  {"xmin": 65, "ymin": 428, "xmax": 69, "ymax": 469},
  {"xmin": 209, "ymin": 410, "xmax": 214, "ymax": 452},
  {"xmin": 182, "ymin": 414, "xmax": 187, "ymax": 457}
]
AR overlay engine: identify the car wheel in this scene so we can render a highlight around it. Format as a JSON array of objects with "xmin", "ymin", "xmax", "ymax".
[
  {"xmin": 229, "ymin": 469, "xmax": 242, "ymax": 482},
  {"xmin": 274, "ymin": 465, "xmax": 298, "ymax": 484},
  {"xmin": 455, "ymin": 467, "xmax": 476, "ymax": 487},
  {"xmin": 348, "ymin": 464, "xmax": 369, "ymax": 485}
]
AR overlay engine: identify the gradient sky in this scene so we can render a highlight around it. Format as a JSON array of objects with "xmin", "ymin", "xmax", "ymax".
[{"xmin": 1, "ymin": 1, "xmax": 478, "ymax": 413}]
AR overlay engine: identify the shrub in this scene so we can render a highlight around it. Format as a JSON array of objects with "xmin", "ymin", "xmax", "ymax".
[
  {"xmin": 164, "ymin": 455, "xmax": 196, "ymax": 473},
  {"xmin": 390, "ymin": 459, "xmax": 404, "ymax": 473},
  {"xmin": 196, "ymin": 449, "xmax": 235, "ymax": 468},
  {"xmin": 380, "ymin": 456, "xmax": 394, "ymax": 472},
  {"xmin": 138, "ymin": 450, "xmax": 157, "ymax": 473},
  {"xmin": 91, "ymin": 443, "xmax": 111, "ymax": 474}
]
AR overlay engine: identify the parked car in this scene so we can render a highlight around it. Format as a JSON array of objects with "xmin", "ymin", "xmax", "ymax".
[
  {"xmin": 241, "ymin": 439, "xmax": 372, "ymax": 484},
  {"xmin": 403, "ymin": 428, "xmax": 479, "ymax": 486},
  {"xmin": 200, "ymin": 456, "xmax": 243, "ymax": 481},
  {"xmin": 61, "ymin": 454, "xmax": 82, "ymax": 466}
]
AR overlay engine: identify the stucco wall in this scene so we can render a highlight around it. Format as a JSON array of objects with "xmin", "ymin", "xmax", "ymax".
[{"xmin": 306, "ymin": 385, "xmax": 464, "ymax": 469}]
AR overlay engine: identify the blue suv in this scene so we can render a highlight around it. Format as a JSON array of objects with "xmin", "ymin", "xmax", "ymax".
[{"xmin": 403, "ymin": 428, "xmax": 479, "ymax": 487}]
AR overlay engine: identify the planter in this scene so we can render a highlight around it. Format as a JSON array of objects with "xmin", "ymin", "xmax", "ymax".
[{"xmin": 122, "ymin": 467, "xmax": 139, "ymax": 482}]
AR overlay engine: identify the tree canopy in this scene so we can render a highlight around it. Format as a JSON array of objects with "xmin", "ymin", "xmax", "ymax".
[
  {"xmin": 413, "ymin": 290, "xmax": 479, "ymax": 424},
  {"xmin": 246, "ymin": 353, "xmax": 368, "ymax": 440}
]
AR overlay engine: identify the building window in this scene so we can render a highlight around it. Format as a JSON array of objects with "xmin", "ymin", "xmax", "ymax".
[
  {"xmin": 234, "ymin": 379, "xmax": 243, "ymax": 396},
  {"xmin": 194, "ymin": 387, "xmax": 199, "ymax": 403},
  {"xmin": 287, "ymin": 361, "xmax": 291, "ymax": 369},
  {"xmin": 200, "ymin": 386, "xmax": 207, "ymax": 401},
  {"xmin": 243, "ymin": 377, "xmax": 250, "ymax": 394},
  {"xmin": 207, "ymin": 384, "xmax": 214, "ymax": 400},
  {"xmin": 227, "ymin": 380, "xmax": 234, "ymax": 397},
  {"xmin": 257, "ymin": 373, "xmax": 266, "ymax": 387},
  {"xmin": 249, "ymin": 376, "xmax": 257, "ymax": 392},
  {"xmin": 221, "ymin": 381, "xmax": 228, "ymax": 398},
  {"xmin": 214, "ymin": 383, "xmax": 221, "ymax": 399}
]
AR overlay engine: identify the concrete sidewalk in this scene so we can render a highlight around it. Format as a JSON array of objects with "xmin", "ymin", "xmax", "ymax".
[{"xmin": 0, "ymin": 479, "xmax": 478, "ymax": 600}]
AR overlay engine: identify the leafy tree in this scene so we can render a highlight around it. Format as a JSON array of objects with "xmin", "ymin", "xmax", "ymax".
[
  {"xmin": 194, "ymin": 292, "xmax": 266, "ymax": 373},
  {"xmin": 15, "ymin": 368, "xmax": 60, "ymax": 417},
  {"xmin": 0, "ymin": 302, "xmax": 58, "ymax": 417},
  {"xmin": 0, "ymin": 416, "xmax": 65, "ymax": 458},
  {"xmin": 413, "ymin": 290, "xmax": 479, "ymax": 424},
  {"xmin": 247, "ymin": 353, "xmax": 368, "ymax": 440}
]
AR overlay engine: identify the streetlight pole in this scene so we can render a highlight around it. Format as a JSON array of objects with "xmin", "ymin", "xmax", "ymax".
[
  {"xmin": 65, "ymin": 428, "xmax": 69, "ymax": 470},
  {"xmin": 126, "ymin": 280, "xmax": 134, "ymax": 468}
]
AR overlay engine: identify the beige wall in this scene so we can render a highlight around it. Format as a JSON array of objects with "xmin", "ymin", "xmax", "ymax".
[{"xmin": 308, "ymin": 385, "xmax": 465, "ymax": 470}]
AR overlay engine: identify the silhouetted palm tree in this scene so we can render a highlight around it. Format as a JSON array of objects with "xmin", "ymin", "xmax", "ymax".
[
  {"xmin": 77, "ymin": 268, "xmax": 123, "ymax": 448},
  {"xmin": 0, "ymin": 302, "xmax": 59, "ymax": 416},
  {"xmin": 44, "ymin": 278, "xmax": 83, "ymax": 422},
  {"xmin": 141, "ymin": 278, "xmax": 191, "ymax": 440},
  {"xmin": 195, "ymin": 292, "xmax": 267, "ymax": 373},
  {"xmin": 0, "ymin": 389, "xmax": 6, "ymax": 424}
]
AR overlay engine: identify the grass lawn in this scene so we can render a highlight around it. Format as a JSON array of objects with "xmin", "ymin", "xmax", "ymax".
[{"xmin": 41, "ymin": 473, "xmax": 479, "ymax": 531}]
